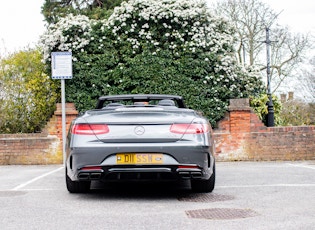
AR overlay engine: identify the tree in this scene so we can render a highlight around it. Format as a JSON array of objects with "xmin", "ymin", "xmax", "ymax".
[
  {"xmin": 280, "ymin": 99, "xmax": 313, "ymax": 126},
  {"xmin": 0, "ymin": 49, "xmax": 59, "ymax": 133},
  {"xmin": 294, "ymin": 57, "xmax": 315, "ymax": 103},
  {"xmin": 213, "ymin": 0, "xmax": 311, "ymax": 93},
  {"xmin": 41, "ymin": 0, "xmax": 123, "ymax": 24},
  {"xmin": 269, "ymin": 28, "xmax": 310, "ymax": 92},
  {"xmin": 40, "ymin": 0, "xmax": 264, "ymax": 126},
  {"xmin": 250, "ymin": 94, "xmax": 282, "ymax": 126}
]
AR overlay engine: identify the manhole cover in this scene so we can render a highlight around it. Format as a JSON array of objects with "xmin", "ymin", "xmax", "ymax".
[
  {"xmin": 178, "ymin": 193, "xmax": 234, "ymax": 202},
  {"xmin": 186, "ymin": 208, "xmax": 258, "ymax": 220},
  {"xmin": 0, "ymin": 191, "xmax": 27, "ymax": 197}
]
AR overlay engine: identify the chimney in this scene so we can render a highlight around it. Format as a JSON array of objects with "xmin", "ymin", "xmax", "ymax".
[
  {"xmin": 288, "ymin": 91, "xmax": 294, "ymax": 100},
  {"xmin": 280, "ymin": 94, "xmax": 287, "ymax": 103}
]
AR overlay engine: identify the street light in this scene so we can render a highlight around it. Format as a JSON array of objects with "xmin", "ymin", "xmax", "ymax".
[{"xmin": 265, "ymin": 27, "xmax": 274, "ymax": 127}]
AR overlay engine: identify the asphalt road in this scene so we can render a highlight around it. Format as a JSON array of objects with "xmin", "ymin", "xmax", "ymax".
[{"xmin": 1, "ymin": 161, "xmax": 315, "ymax": 230}]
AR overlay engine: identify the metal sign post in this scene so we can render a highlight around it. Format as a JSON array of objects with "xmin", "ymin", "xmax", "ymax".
[{"xmin": 51, "ymin": 52, "xmax": 73, "ymax": 165}]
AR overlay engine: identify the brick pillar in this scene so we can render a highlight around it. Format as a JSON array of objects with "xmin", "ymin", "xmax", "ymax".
[
  {"xmin": 53, "ymin": 103, "xmax": 78, "ymax": 140},
  {"xmin": 214, "ymin": 98, "xmax": 252, "ymax": 161},
  {"xmin": 228, "ymin": 98, "xmax": 251, "ymax": 133},
  {"xmin": 44, "ymin": 103, "xmax": 78, "ymax": 164}
]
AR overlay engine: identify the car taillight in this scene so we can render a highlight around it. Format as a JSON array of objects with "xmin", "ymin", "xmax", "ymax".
[
  {"xmin": 81, "ymin": 166, "xmax": 102, "ymax": 171},
  {"xmin": 71, "ymin": 124, "xmax": 109, "ymax": 135},
  {"xmin": 178, "ymin": 165, "xmax": 200, "ymax": 169},
  {"xmin": 170, "ymin": 123, "xmax": 209, "ymax": 134}
]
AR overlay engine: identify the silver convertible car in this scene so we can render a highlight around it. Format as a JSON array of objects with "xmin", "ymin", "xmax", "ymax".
[{"xmin": 66, "ymin": 94, "xmax": 216, "ymax": 193}]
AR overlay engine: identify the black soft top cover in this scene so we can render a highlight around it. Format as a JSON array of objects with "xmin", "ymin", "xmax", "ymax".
[{"xmin": 96, "ymin": 94, "xmax": 187, "ymax": 109}]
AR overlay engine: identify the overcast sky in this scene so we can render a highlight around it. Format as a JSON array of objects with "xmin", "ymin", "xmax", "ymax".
[
  {"xmin": 0, "ymin": 0, "xmax": 314, "ymax": 56},
  {"xmin": 258, "ymin": 0, "xmax": 315, "ymax": 34},
  {"xmin": 0, "ymin": 0, "xmax": 45, "ymax": 55}
]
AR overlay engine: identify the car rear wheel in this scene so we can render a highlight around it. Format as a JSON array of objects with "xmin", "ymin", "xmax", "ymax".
[
  {"xmin": 66, "ymin": 171, "xmax": 91, "ymax": 193},
  {"xmin": 191, "ymin": 162, "xmax": 215, "ymax": 193}
]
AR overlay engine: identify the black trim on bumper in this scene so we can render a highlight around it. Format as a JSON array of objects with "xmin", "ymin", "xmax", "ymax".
[{"xmin": 77, "ymin": 164, "xmax": 205, "ymax": 181}]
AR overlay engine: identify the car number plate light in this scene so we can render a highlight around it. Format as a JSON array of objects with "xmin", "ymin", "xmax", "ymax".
[{"xmin": 116, "ymin": 153, "xmax": 163, "ymax": 164}]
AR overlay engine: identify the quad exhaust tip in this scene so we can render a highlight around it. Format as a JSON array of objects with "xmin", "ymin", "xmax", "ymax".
[
  {"xmin": 179, "ymin": 171, "xmax": 202, "ymax": 179},
  {"xmin": 78, "ymin": 172, "xmax": 102, "ymax": 180}
]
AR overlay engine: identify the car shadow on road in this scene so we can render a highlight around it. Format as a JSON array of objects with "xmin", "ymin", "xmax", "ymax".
[{"xmin": 81, "ymin": 180, "xmax": 194, "ymax": 200}]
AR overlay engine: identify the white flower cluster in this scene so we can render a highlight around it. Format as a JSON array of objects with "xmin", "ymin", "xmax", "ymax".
[
  {"xmin": 39, "ymin": 0, "xmax": 237, "ymax": 69},
  {"xmin": 105, "ymin": 0, "xmax": 235, "ymax": 54},
  {"xmin": 38, "ymin": 0, "xmax": 258, "ymax": 100},
  {"xmin": 40, "ymin": 14, "xmax": 92, "ymax": 61}
]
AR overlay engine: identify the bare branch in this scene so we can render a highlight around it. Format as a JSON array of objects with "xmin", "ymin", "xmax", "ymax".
[{"xmin": 214, "ymin": 0, "xmax": 312, "ymax": 94}]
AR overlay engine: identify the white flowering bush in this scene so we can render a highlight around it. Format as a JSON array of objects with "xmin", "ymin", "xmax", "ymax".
[
  {"xmin": 40, "ymin": 0, "xmax": 264, "ymax": 125},
  {"xmin": 41, "ymin": 14, "xmax": 93, "ymax": 61}
]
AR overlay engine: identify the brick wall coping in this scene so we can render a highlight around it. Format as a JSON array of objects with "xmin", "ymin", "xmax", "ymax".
[
  {"xmin": 54, "ymin": 103, "xmax": 78, "ymax": 116},
  {"xmin": 263, "ymin": 126, "xmax": 315, "ymax": 133},
  {"xmin": 228, "ymin": 98, "xmax": 251, "ymax": 111},
  {"xmin": 0, "ymin": 133, "xmax": 48, "ymax": 139}
]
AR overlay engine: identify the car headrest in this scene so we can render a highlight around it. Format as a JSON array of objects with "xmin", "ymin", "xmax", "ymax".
[
  {"xmin": 158, "ymin": 99, "xmax": 175, "ymax": 106},
  {"xmin": 103, "ymin": 103, "xmax": 124, "ymax": 109}
]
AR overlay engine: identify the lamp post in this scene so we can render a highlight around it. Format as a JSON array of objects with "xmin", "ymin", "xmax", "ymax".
[{"xmin": 265, "ymin": 27, "xmax": 274, "ymax": 127}]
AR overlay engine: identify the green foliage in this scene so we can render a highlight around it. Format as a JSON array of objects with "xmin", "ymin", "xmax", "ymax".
[
  {"xmin": 41, "ymin": 0, "xmax": 264, "ymax": 126},
  {"xmin": 250, "ymin": 94, "xmax": 282, "ymax": 126},
  {"xmin": 41, "ymin": 0, "xmax": 123, "ymax": 24},
  {"xmin": 0, "ymin": 49, "xmax": 59, "ymax": 133},
  {"xmin": 280, "ymin": 100, "xmax": 314, "ymax": 126},
  {"xmin": 239, "ymin": 94, "xmax": 314, "ymax": 126}
]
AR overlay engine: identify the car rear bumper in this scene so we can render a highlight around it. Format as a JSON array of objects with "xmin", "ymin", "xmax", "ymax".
[
  {"xmin": 75, "ymin": 164, "xmax": 210, "ymax": 182},
  {"xmin": 66, "ymin": 144, "xmax": 215, "ymax": 182}
]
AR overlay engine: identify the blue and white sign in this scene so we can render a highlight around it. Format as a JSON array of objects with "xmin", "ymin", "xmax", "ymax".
[
  {"xmin": 51, "ymin": 52, "xmax": 73, "ymax": 79},
  {"xmin": 51, "ymin": 51, "xmax": 73, "ymax": 164}
]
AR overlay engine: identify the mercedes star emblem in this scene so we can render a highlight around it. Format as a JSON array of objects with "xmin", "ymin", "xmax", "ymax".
[{"xmin": 134, "ymin": 126, "xmax": 145, "ymax": 135}]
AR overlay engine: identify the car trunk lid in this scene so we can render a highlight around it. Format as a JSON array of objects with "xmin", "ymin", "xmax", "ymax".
[{"xmin": 79, "ymin": 109, "xmax": 199, "ymax": 143}]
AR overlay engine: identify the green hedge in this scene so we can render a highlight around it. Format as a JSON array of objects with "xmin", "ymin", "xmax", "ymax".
[{"xmin": 40, "ymin": 0, "xmax": 264, "ymax": 126}]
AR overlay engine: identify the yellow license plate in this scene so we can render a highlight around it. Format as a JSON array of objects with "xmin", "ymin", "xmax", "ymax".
[{"xmin": 116, "ymin": 153, "xmax": 163, "ymax": 164}]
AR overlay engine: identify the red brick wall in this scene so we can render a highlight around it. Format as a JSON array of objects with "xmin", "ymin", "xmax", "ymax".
[
  {"xmin": 1, "ymin": 100, "xmax": 314, "ymax": 164},
  {"xmin": 0, "ymin": 133, "xmax": 61, "ymax": 165},
  {"xmin": 245, "ymin": 126, "xmax": 315, "ymax": 161},
  {"xmin": 0, "ymin": 103, "xmax": 78, "ymax": 165},
  {"xmin": 214, "ymin": 99, "xmax": 315, "ymax": 161}
]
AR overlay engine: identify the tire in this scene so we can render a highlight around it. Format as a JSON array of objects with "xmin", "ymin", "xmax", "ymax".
[
  {"xmin": 66, "ymin": 171, "xmax": 91, "ymax": 193},
  {"xmin": 191, "ymin": 162, "xmax": 215, "ymax": 193}
]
